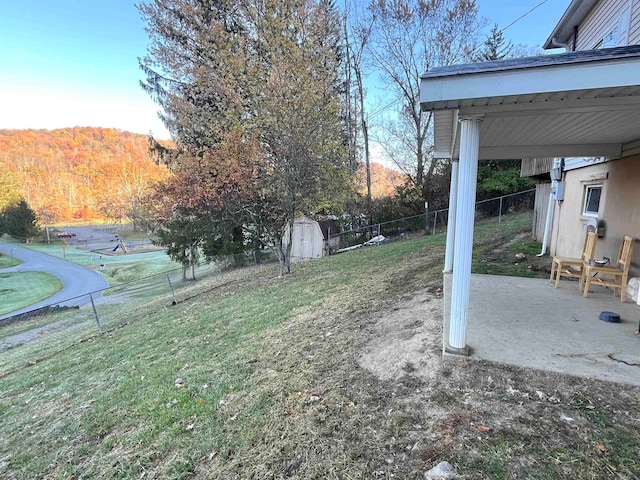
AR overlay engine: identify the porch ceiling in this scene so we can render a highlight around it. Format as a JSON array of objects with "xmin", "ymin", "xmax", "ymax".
[{"xmin": 421, "ymin": 46, "xmax": 640, "ymax": 160}]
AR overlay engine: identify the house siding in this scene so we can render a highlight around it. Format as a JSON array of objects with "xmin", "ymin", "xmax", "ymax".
[
  {"xmin": 550, "ymin": 155, "xmax": 640, "ymax": 277},
  {"xmin": 630, "ymin": 0, "xmax": 640, "ymax": 43},
  {"xmin": 532, "ymin": 182, "xmax": 552, "ymax": 242},
  {"xmin": 575, "ymin": 0, "xmax": 636, "ymax": 50},
  {"xmin": 520, "ymin": 157, "xmax": 554, "ymax": 178}
]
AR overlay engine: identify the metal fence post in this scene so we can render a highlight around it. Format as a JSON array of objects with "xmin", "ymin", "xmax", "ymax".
[
  {"xmin": 432, "ymin": 211, "xmax": 437, "ymax": 235},
  {"xmin": 424, "ymin": 201, "xmax": 429, "ymax": 231},
  {"xmin": 499, "ymin": 195, "xmax": 503, "ymax": 223},
  {"xmin": 89, "ymin": 293, "xmax": 102, "ymax": 335},
  {"xmin": 166, "ymin": 272, "xmax": 177, "ymax": 305}
]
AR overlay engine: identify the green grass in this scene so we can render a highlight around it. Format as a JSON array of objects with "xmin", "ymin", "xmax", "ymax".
[
  {"xmin": 0, "ymin": 253, "xmax": 21, "ymax": 269},
  {"xmin": 472, "ymin": 215, "xmax": 550, "ymax": 278},
  {"xmin": 0, "ymin": 272, "xmax": 63, "ymax": 315},
  {"xmin": 1, "ymin": 212, "xmax": 638, "ymax": 479},
  {"xmin": 4, "ymin": 239, "xmax": 180, "ymax": 285}
]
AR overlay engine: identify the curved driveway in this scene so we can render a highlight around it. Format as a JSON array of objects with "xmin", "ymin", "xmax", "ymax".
[{"xmin": 0, "ymin": 242, "xmax": 109, "ymax": 320}]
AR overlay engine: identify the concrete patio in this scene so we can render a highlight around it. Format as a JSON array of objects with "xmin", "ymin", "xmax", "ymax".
[{"xmin": 444, "ymin": 273, "xmax": 640, "ymax": 386}]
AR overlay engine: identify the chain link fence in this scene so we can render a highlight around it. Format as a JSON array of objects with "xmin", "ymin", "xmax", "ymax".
[
  {"xmin": 0, "ymin": 189, "xmax": 535, "ymax": 374},
  {"xmin": 333, "ymin": 189, "xmax": 535, "ymax": 250},
  {"xmin": 0, "ymin": 250, "xmax": 279, "ymax": 376}
]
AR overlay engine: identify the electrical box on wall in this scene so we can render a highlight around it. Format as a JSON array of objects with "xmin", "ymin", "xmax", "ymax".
[
  {"xmin": 552, "ymin": 181, "xmax": 565, "ymax": 201},
  {"xmin": 551, "ymin": 158, "xmax": 564, "ymax": 181}
]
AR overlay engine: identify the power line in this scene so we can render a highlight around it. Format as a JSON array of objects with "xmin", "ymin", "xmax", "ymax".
[
  {"xmin": 501, "ymin": 0, "xmax": 549, "ymax": 33},
  {"xmin": 468, "ymin": 0, "xmax": 549, "ymax": 58}
]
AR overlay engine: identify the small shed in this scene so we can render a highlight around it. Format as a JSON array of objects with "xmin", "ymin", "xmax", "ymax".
[
  {"xmin": 285, "ymin": 217, "xmax": 324, "ymax": 261},
  {"xmin": 317, "ymin": 218, "xmax": 340, "ymax": 254}
]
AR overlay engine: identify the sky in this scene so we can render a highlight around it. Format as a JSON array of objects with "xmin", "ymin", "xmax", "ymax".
[{"xmin": 0, "ymin": 0, "xmax": 571, "ymax": 140}]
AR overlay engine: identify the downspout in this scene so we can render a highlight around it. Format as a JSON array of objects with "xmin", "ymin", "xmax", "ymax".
[
  {"xmin": 572, "ymin": 25, "xmax": 578, "ymax": 51},
  {"xmin": 538, "ymin": 158, "xmax": 564, "ymax": 257},
  {"xmin": 537, "ymin": 189, "xmax": 555, "ymax": 256}
]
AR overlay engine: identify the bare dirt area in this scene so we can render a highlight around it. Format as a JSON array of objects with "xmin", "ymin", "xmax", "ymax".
[
  {"xmin": 52, "ymin": 225, "xmax": 163, "ymax": 253},
  {"xmin": 359, "ymin": 288, "xmax": 444, "ymax": 383},
  {"xmin": 355, "ymin": 288, "xmax": 640, "ymax": 479}
]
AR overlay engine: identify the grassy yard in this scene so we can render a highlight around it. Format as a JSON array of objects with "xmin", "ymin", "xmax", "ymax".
[
  {"xmin": 0, "ymin": 212, "xmax": 638, "ymax": 479},
  {"xmin": 2, "ymin": 238, "xmax": 179, "ymax": 285},
  {"xmin": 0, "ymin": 253, "xmax": 20, "ymax": 269},
  {"xmin": 0, "ymin": 272, "xmax": 63, "ymax": 316}
]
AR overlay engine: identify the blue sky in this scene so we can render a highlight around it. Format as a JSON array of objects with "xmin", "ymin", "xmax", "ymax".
[{"xmin": 0, "ymin": 1, "xmax": 570, "ymax": 140}]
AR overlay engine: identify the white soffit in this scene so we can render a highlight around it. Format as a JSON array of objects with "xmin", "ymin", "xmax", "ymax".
[
  {"xmin": 423, "ymin": 47, "xmax": 640, "ymax": 160},
  {"xmin": 421, "ymin": 59, "xmax": 640, "ymax": 109},
  {"xmin": 543, "ymin": 0, "xmax": 599, "ymax": 49}
]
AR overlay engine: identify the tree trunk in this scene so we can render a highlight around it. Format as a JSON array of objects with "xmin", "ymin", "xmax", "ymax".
[
  {"xmin": 355, "ymin": 67, "xmax": 372, "ymax": 213},
  {"xmin": 277, "ymin": 220, "xmax": 294, "ymax": 276}
]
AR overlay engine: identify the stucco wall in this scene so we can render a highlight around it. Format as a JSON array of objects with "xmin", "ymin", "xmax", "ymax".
[
  {"xmin": 551, "ymin": 155, "xmax": 640, "ymax": 277},
  {"xmin": 598, "ymin": 155, "xmax": 640, "ymax": 275}
]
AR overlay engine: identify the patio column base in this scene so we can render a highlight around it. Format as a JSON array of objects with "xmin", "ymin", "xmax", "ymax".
[{"xmin": 444, "ymin": 344, "xmax": 470, "ymax": 357}]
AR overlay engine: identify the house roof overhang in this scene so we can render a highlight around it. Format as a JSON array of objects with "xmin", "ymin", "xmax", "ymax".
[
  {"xmin": 542, "ymin": 0, "xmax": 599, "ymax": 50},
  {"xmin": 420, "ymin": 46, "xmax": 640, "ymax": 160}
]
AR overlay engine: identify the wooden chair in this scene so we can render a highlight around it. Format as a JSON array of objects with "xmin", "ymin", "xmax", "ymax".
[
  {"xmin": 581, "ymin": 235, "xmax": 635, "ymax": 302},
  {"xmin": 550, "ymin": 231, "xmax": 598, "ymax": 288}
]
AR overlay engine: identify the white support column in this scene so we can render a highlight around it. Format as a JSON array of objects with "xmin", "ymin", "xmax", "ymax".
[
  {"xmin": 447, "ymin": 115, "xmax": 483, "ymax": 354},
  {"xmin": 443, "ymin": 159, "xmax": 459, "ymax": 273}
]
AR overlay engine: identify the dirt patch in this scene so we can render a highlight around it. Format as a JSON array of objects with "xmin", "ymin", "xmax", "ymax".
[
  {"xmin": 356, "ymin": 287, "xmax": 640, "ymax": 479},
  {"xmin": 94, "ymin": 243, "xmax": 164, "ymax": 256},
  {"xmin": 359, "ymin": 289, "xmax": 443, "ymax": 382}
]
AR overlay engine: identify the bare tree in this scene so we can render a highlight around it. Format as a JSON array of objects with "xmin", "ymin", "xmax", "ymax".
[
  {"xmin": 366, "ymin": 0, "xmax": 484, "ymax": 198},
  {"xmin": 343, "ymin": 1, "xmax": 376, "ymax": 212}
]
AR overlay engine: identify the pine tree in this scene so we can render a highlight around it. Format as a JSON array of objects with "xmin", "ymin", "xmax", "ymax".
[
  {"xmin": 2, "ymin": 198, "xmax": 40, "ymax": 242},
  {"xmin": 139, "ymin": 0, "xmax": 352, "ymax": 275},
  {"xmin": 475, "ymin": 24, "xmax": 513, "ymax": 62}
]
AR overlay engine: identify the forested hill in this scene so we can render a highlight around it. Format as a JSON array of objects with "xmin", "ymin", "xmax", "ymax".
[
  {"xmin": 358, "ymin": 162, "xmax": 405, "ymax": 199},
  {"xmin": 0, "ymin": 127, "xmax": 170, "ymax": 223}
]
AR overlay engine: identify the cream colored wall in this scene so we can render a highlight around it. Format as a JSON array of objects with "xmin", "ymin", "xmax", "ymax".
[
  {"xmin": 598, "ymin": 155, "xmax": 640, "ymax": 275},
  {"xmin": 550, "ymin": 162, "xmax": 609, "ymax": 258},
  {"xmin": 551, "ymin": 155, "xmax": 640, "ymax": 276},
  {"xmin": 573, "ymin": 0, "xmax": 637, "ymax": 49}
]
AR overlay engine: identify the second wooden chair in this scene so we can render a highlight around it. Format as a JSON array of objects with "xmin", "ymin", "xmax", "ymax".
[{"xmin": 581, "ymin": 235, "xmax": 635, "ymax": 302}]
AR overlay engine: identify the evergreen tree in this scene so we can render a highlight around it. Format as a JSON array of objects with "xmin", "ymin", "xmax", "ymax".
[
  {"xmin": 2, "ymin": 198, "xmax": 40, "ymax": 242},
  {"xmin": 139, "ymin": 0, "xmax": 352, "ymax": 275},
  {"xmin": 475, "ymin": 24, "xmax": 512, "ymax": 62}
]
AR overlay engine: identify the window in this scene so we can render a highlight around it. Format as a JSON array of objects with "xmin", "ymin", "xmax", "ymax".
[
  {"xmin": 583, "ymin": 185, "xmax": 602, "ymax": 216},
  {"xmin": 592, "ymin": 9, "xmax": 631, "ymax": 49},
  {"xmin": 593, "ymin": 26, "xmax": 618, "ymax": 49}
]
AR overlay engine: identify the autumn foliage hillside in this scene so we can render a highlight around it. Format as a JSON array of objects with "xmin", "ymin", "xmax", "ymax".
[
  {"xmin": 0, "ymin": 127, "xmax": 170, "ymax": 222},
  {"xmin": 357, "ymin": 162, "xmax": 404, "ymax": 199}
]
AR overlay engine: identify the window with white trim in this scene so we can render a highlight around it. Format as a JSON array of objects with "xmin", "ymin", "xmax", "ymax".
[
  {"xmin": 583, "ymin": 185, "xmax": 602, "ymax": 216},
  {"xmin": 592, "ymin": 8, "xmax": 631, "ymax": 49}
]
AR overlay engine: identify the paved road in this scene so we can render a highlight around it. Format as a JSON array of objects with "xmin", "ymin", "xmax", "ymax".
[{"xmin": 0, "ymin": 242, "xmax": 110, "ymax": 320}]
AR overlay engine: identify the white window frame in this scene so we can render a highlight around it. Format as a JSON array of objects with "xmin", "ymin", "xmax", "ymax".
[
  {"xmin": 592, "ymin": 8, "xmax": 631, "ymax": 49},
  {"xmin": 583, "ymin": 184, "xmax": 602, "ymax": 217},
  {"xmin": 593, "ymin": 25, "xmax": 619, "ymax": 49}
]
